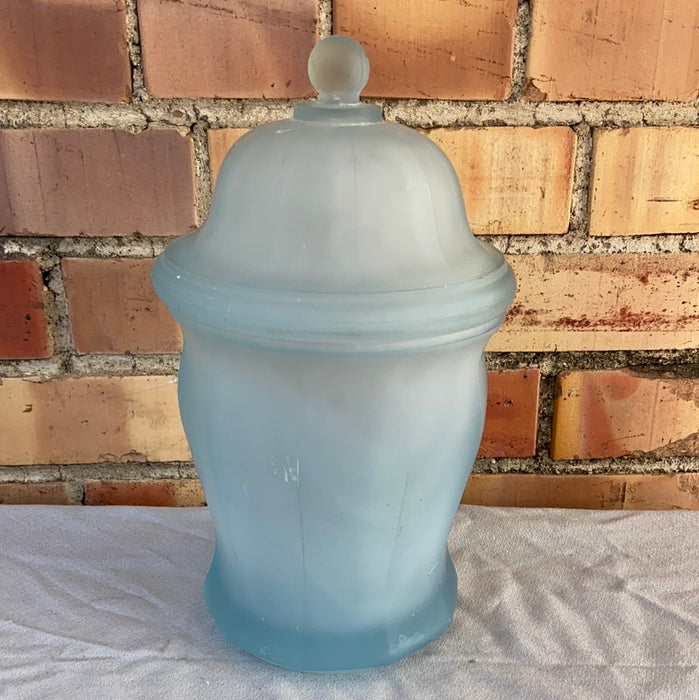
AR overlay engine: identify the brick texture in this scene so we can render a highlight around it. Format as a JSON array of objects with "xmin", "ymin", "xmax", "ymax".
[
  {"xmin": 463, "ymin": 473, "xmax": 699, "ymax": 510},
  {"xmin": 0, "ymin": 482, "xmax": 73, "ymax": 505},
  {"xmin": 334, "ymin": 0, "xmax": 517, "ymax": 99},
  {"xmin": 138, "ymin": 0, "xmax": 318, "ymax": 98},
  {"xmin": 62, "ymin": 258, "xmax": 181, "ymax": 354},
  {"xmin": 85, "ymin": 479, "xmax": 205, "ymax": 506},
  {"xmin": 208, "ymin": 128, "xmax": 249, "ymax": 186},
  {"xmin": 0, "ymin": 260, "xmax": 50, "ymax": 359},
  {"xmin": 489, "ymin": 254, "xmax": 699, "ymax": 352},
  {"xmin": 0, "ymin": 0, "xmax": 130, "ymax": 102},
  {"xmin": 0, "ymin": 376, "xmax": 189, "ymax": 465},
  {"xmin": 428, "ymin": 127, "xmax": 575, "ymax": 235},
  {"xmin": 590, "ymin": 128, "xmax": 699, "ymax": 236},
  {"xmin": 552, "ymin": 369, "xmax": 699, "ymax": 460},
  {"xmin": 0, "ymin": 129, "xmax": 196, "ymax": 237},
  {"xmin": 478, "ymin": 370, "xmax": 540, "ymax": 458},
  {"xmin": 527, "ymin": 0, "xmax": 699, "ymax": 101}
]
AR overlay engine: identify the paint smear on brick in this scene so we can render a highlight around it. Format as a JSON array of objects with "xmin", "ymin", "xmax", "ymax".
[{"xmin": 489, "ymin": 254, "xmax": 699, "ymax": 352}]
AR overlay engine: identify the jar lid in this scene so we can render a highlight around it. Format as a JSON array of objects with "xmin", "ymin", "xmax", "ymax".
[{"xmin": 153, "ymin": 36, "xmax": 515, "ymax": 351}]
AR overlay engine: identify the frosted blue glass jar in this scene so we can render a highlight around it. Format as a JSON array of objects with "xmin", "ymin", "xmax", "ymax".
[{"xmin": 152, "ymin": 36, "xmax": 515, "ymax": 672}]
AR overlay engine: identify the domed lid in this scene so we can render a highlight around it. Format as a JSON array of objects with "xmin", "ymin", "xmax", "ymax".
[{"xmin": 153, "ymin": 36, "xmax": 515, "ymax": 351}]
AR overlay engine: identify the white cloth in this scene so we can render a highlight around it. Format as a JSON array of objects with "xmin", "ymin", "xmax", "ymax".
[{"xmin": 0, "ymin": 505, "xmax": 697, "ymax": 699}]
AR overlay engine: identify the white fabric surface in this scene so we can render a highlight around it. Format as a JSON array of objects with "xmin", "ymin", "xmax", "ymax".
[{"xmin": 0, "ymin": 505, "xmax": 697, "ymax": 699}]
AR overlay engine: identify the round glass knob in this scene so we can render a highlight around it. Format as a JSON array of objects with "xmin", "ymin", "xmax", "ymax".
[{"xmin": 308, "ymin": 35, "xmax": 370, "ymax": 105}]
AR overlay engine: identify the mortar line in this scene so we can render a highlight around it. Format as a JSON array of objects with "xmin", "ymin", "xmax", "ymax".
[
  {"xmin": 472, "ymin": 455, "xmax": 699, "ymax": 476},
  {"xmin": 2, "ymin": 232, "xmax": 693, "ymax": 260},
  {"xmin": 317, "ymin": 0, "xmax": 333, "ymax": 38},
  {"xmin": 535, "ymin": 373, "xmax": 555, "ymax": 460},
  {"xmin": 191, "ymin": 122, "xmax": 213, "ymax": 223},
  {"xmin": 3, "ymin": 349, "xmax": 697, "ymax": 381},
  {"xmin": 508, "ymin": 0, "xmax": 531, "ymax": 101},
  {"xmin": 45, "ymin": 260, "xmax": 75, "ymax": 360},
  {"xmin": 2, "ymin": 99, "xmax": 697, "ymax": 131},
  {"xmin": 568, "ymin": 122, "xmax": 593, "ymax": 236},
  {"xmin": 123, "ymin": 0, "xmax": 148, "ymax": 104},
  {"xmin": 0, "ymin": 463, "xmax": 196, "ymax": 484},
  {"xmin": 0, "ymin": 456, "xmax": 695, "ymax": 483}
]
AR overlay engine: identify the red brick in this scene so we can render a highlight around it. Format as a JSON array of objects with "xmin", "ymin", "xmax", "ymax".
[
  {"xmin": 0, "ymin": 0, "xmax": 130, "ymax": 102},
  {"xmin": 335, "ymin": 0, "xmax": 517, "ymax": 99},
  {"xmin": 463, "ymin": 473, "xmax": 699, "ymax": 510},
  {"xmin": 0, "ymin": 129, "xmax": 196, "ymax": 237},
  {"xmin": 0, "ymin": 260, "xmax": 50, "ymax": 359},
  {"xmin": 489, "ymin": 254, "xmax": 699, "ymax": 352},
  {"xmin": 85, "ymin": 479, "xmax": 205, "ymax": 506},
  {"xmin": 428, "ymin": 127, "xmax": 575, "ymax": 234},
  {"xmin": 0, "ymin": 482, "xmax": 72, "ymax": 505},
  {"xmin": 552, "ymin": 370, "xmax": 699, "ymax": 460},
  {"xmin": 62, "ymin": 258, "xmax": 182, "ymax": 354},
  {"xmin": 590, "ymin": 128, "xmax": 699, "ymax": 236},
  {"xmin": 0, "ymin": 376, "xmax": 189, "ymax": 465},
  {"xmin": 478, "ymin": 370, "xmax": 540, "ymax": 458},
  {"xmin": 527, "ymin": 0, "xmax": 699, "ymax": 101},
  {"xmin": 138, "ymin": 0, "xmax": 318, "ymax": 98}
]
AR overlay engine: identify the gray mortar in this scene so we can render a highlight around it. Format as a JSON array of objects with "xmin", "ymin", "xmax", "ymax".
[
  {"xmin": 191, "ymin": 122, "xmax": 213, "ymax": 224},
  {"xmin": 508, "ymin": 0, "xmax": 531, "ymax": 101},
  {"xmin": 473, "ymin": 455, "xmax": 699, "ymax": 476},
  {"xmin": 0, "ymin": 0, "xmax": 698, "ymax": 483},
  {"xmin": 2, "ymin": 97, "xmax": 696, "ymax": 132},
  {"xmin": 568, "ymin": 124, "xmax": 593, "ymax": 234},
  {"xmin": 123, "ymin": 0, "xmax": 147, "ymax": 102},
  {"xmin": 70, "ymin": 353, "xmax": 180, "ymax": 377},
  {"xmin": 317, "ymin": 0, "xmax": 333, "ymax": 39}
]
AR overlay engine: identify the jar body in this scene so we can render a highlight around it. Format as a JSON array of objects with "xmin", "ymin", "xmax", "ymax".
[{"xmin": 178, "ymin": 329, "xmax": 491, "ymax": 672}]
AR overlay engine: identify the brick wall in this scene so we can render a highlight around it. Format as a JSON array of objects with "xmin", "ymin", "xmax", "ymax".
[{"xmin": 1, "ymin": 0, "xmax": 698, "ymax": 509}]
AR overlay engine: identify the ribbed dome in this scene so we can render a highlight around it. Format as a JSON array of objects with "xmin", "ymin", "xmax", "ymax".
[{"xmin": 167, "ymin": 118, "xmax": 502, "ymax": 293}]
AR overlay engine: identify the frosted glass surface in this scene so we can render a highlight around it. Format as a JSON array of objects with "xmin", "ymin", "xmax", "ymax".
[
  {"xmin": 152, "ymin": 35, "xmax": 516, "ymax": 671},
  {"xmin": 178, "ymin": 331, "xmax": 489, "ymax": 671}
]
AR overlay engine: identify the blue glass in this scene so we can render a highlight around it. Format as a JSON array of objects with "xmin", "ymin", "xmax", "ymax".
[{"xmin": 152, "ymin": 36, "xmax": 515, "ymax": 672}]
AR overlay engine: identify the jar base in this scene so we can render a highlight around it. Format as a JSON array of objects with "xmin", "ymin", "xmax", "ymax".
[{"xmin": 203, "ymin": 552, "xmax": 457, "ymax": 673}]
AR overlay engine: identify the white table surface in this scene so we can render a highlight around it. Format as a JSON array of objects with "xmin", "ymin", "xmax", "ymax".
[{"xmin": 1, "ymin": 505, "xmax": 697, "ymax": 699}]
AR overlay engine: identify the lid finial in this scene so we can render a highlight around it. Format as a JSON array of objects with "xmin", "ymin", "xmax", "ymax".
[{"xmin": 308, "ymin": 35, "xmax": 369, "ymax": 105}]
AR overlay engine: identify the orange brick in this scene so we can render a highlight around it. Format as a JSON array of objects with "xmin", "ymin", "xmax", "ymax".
[
  {"xmin": 478, "ymin": 370, "xmax": 540, "ymax": 458},
  {"xmin": 0, "ymin": 376, "xmax": 189, "ymax": 466},
  {"xmin": 589, "ymin": 128, "xmax": 699, "ymax": 236},
  {"xmin": 138, "ymin": 0, "xmax": 318, "ymax": 98},
  {"xmin": 62, "ymin": 258, "xmax": 182, "ymax": 354},
  {"xmin": 490, "ymin": 254, "xmax": 699, "ymax": 352},
  {"xmin": 335, "ymin": 0, "xmax": 517, "ymax": 99},
  {"xmin": 463, "ymin": 473, "xmax": 699, "ymax": 510},
  {"xmin": 0, "ymin": 260, "xmax": 50, "ymax": 359},
  {"xmin": 0, "ymin": 482, "xmax": 71, "ymax": 505},
  {"xmin": 0, "ymin": 129, "xmax": 196, "ymax": 237},
  {"xmin": 0, "ymin": 0, "xmax": 130, "ymax": 102},
  {"xmin": 428, "ymin": 127, "xmax": 575, "ymax": 234},
  {"xmin": 85, "ymin": 479, "xmax": 205, "ymax": 506},
  {"xmin": 208, "ymin": 128, "xmax": 250, "ymax": 186},
  {"xmin": 527, "ymin": 0, "xmax": 699, "ymax": 101},
  {"xmin": 552, "ymin": 370, "xmax": 699, "ymax": 460}
]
